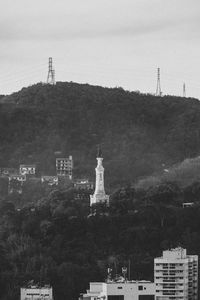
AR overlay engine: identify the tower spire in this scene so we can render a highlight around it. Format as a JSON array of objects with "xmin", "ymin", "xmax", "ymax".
[
  {"xmin": 90, "ymin": 147, "xmax": 109, "ymax": 207},
  {"xmin": 97, "ymin": 144, "xmax": 102, "ymax": 158}
]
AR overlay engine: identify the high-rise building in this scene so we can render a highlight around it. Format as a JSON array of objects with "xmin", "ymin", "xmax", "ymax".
[
  {"xmin": 90, "ymin": 147, "xmax": 109, "ymax": 206},
  {"xmin": 154, "ymin": 247, "xmax": 198, "ymax": 300},
  {"xmin": 56, "ymin": 156, "xmax": 73, "ymax": 179}
]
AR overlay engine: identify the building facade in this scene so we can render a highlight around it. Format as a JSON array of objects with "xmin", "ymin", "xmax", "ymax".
[
  {"xmin": 21, "ymin": 285, "xmax": 53, "ymax": 300},
  {"xmin": 74, "ymin": 179, "xmax": 94, "ymax": 190},
  {"xmin": 154, "ymin": 247, "xmax": 198, "ymax": 300},
  {"xmin": 19, "ymin": 164, "xmax": 36, "ymax": 176},
  {"xmin": 56, "ymin": 156, "xmax": 73, "ymax": 179},
  {"xmin": 80, "ymin": 281, "xmax": 155, "ymax": 300},
  {"xmin": 41, "ymin": 176, "xmax": 58, "ymax": 186},
  {"xmin": 0, "ymin": 167, "xmax": 18, "ymax": 176},
  {"xmin": 8, "ymin": 174, "xmax": 26, "ymax": 194},
  {"xmin": 9, "ymin": 174, "xmax": 26, "ymax": 182},
  {"xmin": 90, "ymin": 148, "xmax": 109, "ymax": 206}
]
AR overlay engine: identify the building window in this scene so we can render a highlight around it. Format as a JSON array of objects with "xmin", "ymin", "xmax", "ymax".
[
  {"xmin": 108, "ymin": 296, "xmax": 124, "ymax": 300},
  {"xmin": 138, "ymin": 285, "xmax": 143, "ymax": 290},
  {"xmin": 138, "ymin": 296, "xmax": 155, "ymax": 300}
]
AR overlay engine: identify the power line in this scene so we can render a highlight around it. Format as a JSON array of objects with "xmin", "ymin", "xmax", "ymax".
[{"xmin": 1, "ymin": 61, "xmax": 200, "ymax": 99}]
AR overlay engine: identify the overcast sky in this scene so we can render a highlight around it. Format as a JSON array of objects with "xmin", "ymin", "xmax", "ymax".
[{"xmin": 1, "ymin": 0, "xmax": 200, "ymax": 98}]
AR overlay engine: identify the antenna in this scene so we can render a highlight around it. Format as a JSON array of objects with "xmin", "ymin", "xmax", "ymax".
[
  {"xmin": 183, "ymin": 83, "xmax": 186, "ymax": 97},
  {"xmin": 122, "ymin": 267, "xmax": 127, "ymax": 281},
  {"xmin": 47, "ymin": 57, "xmax": 55, "ymax": 85},
  {"xmin": 107, "ymin": 268, "xmax": 112, "ymax": 282},
  {"xmin": 128, "ymin": 259, "xmax": 131, "ymax": 280},
  {"xmin": 156, "ymin": 67, "xmax": 162, "ymax": 96}
]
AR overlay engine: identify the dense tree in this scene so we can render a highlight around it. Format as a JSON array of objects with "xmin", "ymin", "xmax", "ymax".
[
  {"xmin": 0, "ymin": 82, "xmax": 200, "ymax": 298},
  {"xmin": 0, "ymin": 181, "xmax": 199, "ymax": 299},
  {"xmin": 0, "ymin": 82, "xmax": 200, "ymax": 189}
]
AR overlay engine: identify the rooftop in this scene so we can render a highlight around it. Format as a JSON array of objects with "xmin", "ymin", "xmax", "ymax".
[
  {"xmin": 22, "ymin": 283, "xmax": 51, "ymax": 289},
  {"xmin": 156, "ymin": 247, "xmax": 191, "ymax": 260},
  {"xmin": 20, "ymin": 164, "xmax": 36, "ymax": 167},
  {"xmin": 106, "ymin": 280, "xmax": 152, "ymax": 284}
]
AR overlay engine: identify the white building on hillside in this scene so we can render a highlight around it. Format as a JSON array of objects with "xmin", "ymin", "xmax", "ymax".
[
  {"xmin": 90, "ymin": 146, "xmax": 109, "ymax": 206},
  {"xmin": 56, "ymin": 156, "xmax": 73, "ymax": 179},
  {"xmin": 154, "ymin": 247, "xmax": 198, "ymax": 300},
  {"xmin": 41, "ymin": 175, "xmax": 58, "ymax": 186},
  {"xmin": 21, "ymin": 284, "xmax": 53, "ymax": 300},
  {"xmin": 80, "ymin": 281, "xmax": 155, "ymax": 300},
  {"xmin": 19, "ymin": 164, "xmax": 36, "ymax": 176}
]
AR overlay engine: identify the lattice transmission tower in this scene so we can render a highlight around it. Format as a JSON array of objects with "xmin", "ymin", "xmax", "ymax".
[
  {"xmin": 47, "ymin": 57, "xmax": 55, "ymax": 85},
  {"xmin": 183, "ymin": 82, "xmax": 186, "ymax": 97},
  {"xmin": 155, "ymin": 67, "xmax": 162, "ymax": 96}
]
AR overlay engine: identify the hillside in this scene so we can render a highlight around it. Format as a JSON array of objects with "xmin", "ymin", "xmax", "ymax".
[
  {"xmin": 0, "ymin": 81, "xmax": 200, "ymax": 189},
  {"xmin": 1, "ymin": 82, "xmax": 200, "ymax": 299},
  {"xmin": 135, "ymin": 156, "xmax": 200, "ymax": 190},
  {"xmin": 0, "ymin": 180, "xmax": 200, "ymax": 299}
]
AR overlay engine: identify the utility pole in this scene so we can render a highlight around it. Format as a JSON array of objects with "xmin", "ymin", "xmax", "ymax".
[
  {"xmin": 47, "ymin": 57, "xmax": 55, "ymax": 85},
  {"xmin": 183, "ymin": 82, "xmax": 186, "ymax": 97},
  {"xmin": 156, "ymin": 67, "xmax": 162, "ymax": 96}
]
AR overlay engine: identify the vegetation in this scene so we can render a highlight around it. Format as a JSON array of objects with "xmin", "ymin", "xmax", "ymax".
[
  {"xmin": 0, "ymin": 82, "xmax": 200, "ymax": 188},
  {"xmin": 0, "ymin": 183, "xmax": 199, "ymax": 299},
  {"xmin": 0, "ymin": 82, "xmax": 200, "ymax": 299}
]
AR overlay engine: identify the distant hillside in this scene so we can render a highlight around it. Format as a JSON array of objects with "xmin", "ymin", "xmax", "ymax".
[
  {"xmin": 0, "ymin": 81, "xmax": 200, "ymax": 189},
  {"xmin": 135, "ymin": 156, "xmax": 200, "ymax": 190}
]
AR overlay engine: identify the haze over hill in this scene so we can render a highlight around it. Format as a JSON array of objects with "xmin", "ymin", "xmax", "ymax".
[{"xmin": 0, "ymin": 81, "xmax": 200, "ymax": 189}]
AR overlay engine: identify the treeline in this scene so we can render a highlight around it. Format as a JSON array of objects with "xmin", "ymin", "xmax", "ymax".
[
  {"xmin": 0, "ymin": 182, "xmax": 200, "ymax": 299},
  {"xmin": 0, "ymin": 82, "xmax": 200, "ymax": 188}
]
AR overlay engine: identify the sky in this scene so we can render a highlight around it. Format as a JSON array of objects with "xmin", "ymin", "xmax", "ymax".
[{"xmin": 1, "ymin": 0, "xmax": 200, "ymax": 98}]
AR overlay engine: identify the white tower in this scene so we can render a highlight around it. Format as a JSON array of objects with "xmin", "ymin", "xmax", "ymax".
[{"xmin": 90, "ymin": 147, "xmax": 109, "ymax": 206}]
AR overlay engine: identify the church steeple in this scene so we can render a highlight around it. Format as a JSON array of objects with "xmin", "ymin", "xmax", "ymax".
[{"xmin": 90, "ymin": 146, "xmax": 109, "ymax": 207}]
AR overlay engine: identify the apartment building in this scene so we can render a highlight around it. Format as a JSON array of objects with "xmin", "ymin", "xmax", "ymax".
[
  {"xmin": 154, "ymin": 247, "xmax": 198, "ymax": 300},
  {"xmin": 56, "ymin": 156, "xmax": 73, "ymax": 179}
]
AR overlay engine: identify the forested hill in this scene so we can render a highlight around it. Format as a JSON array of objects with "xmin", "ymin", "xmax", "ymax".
[{"xmin": 1, "ymin": 81, "xmax": 200, "ymax": 188}]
